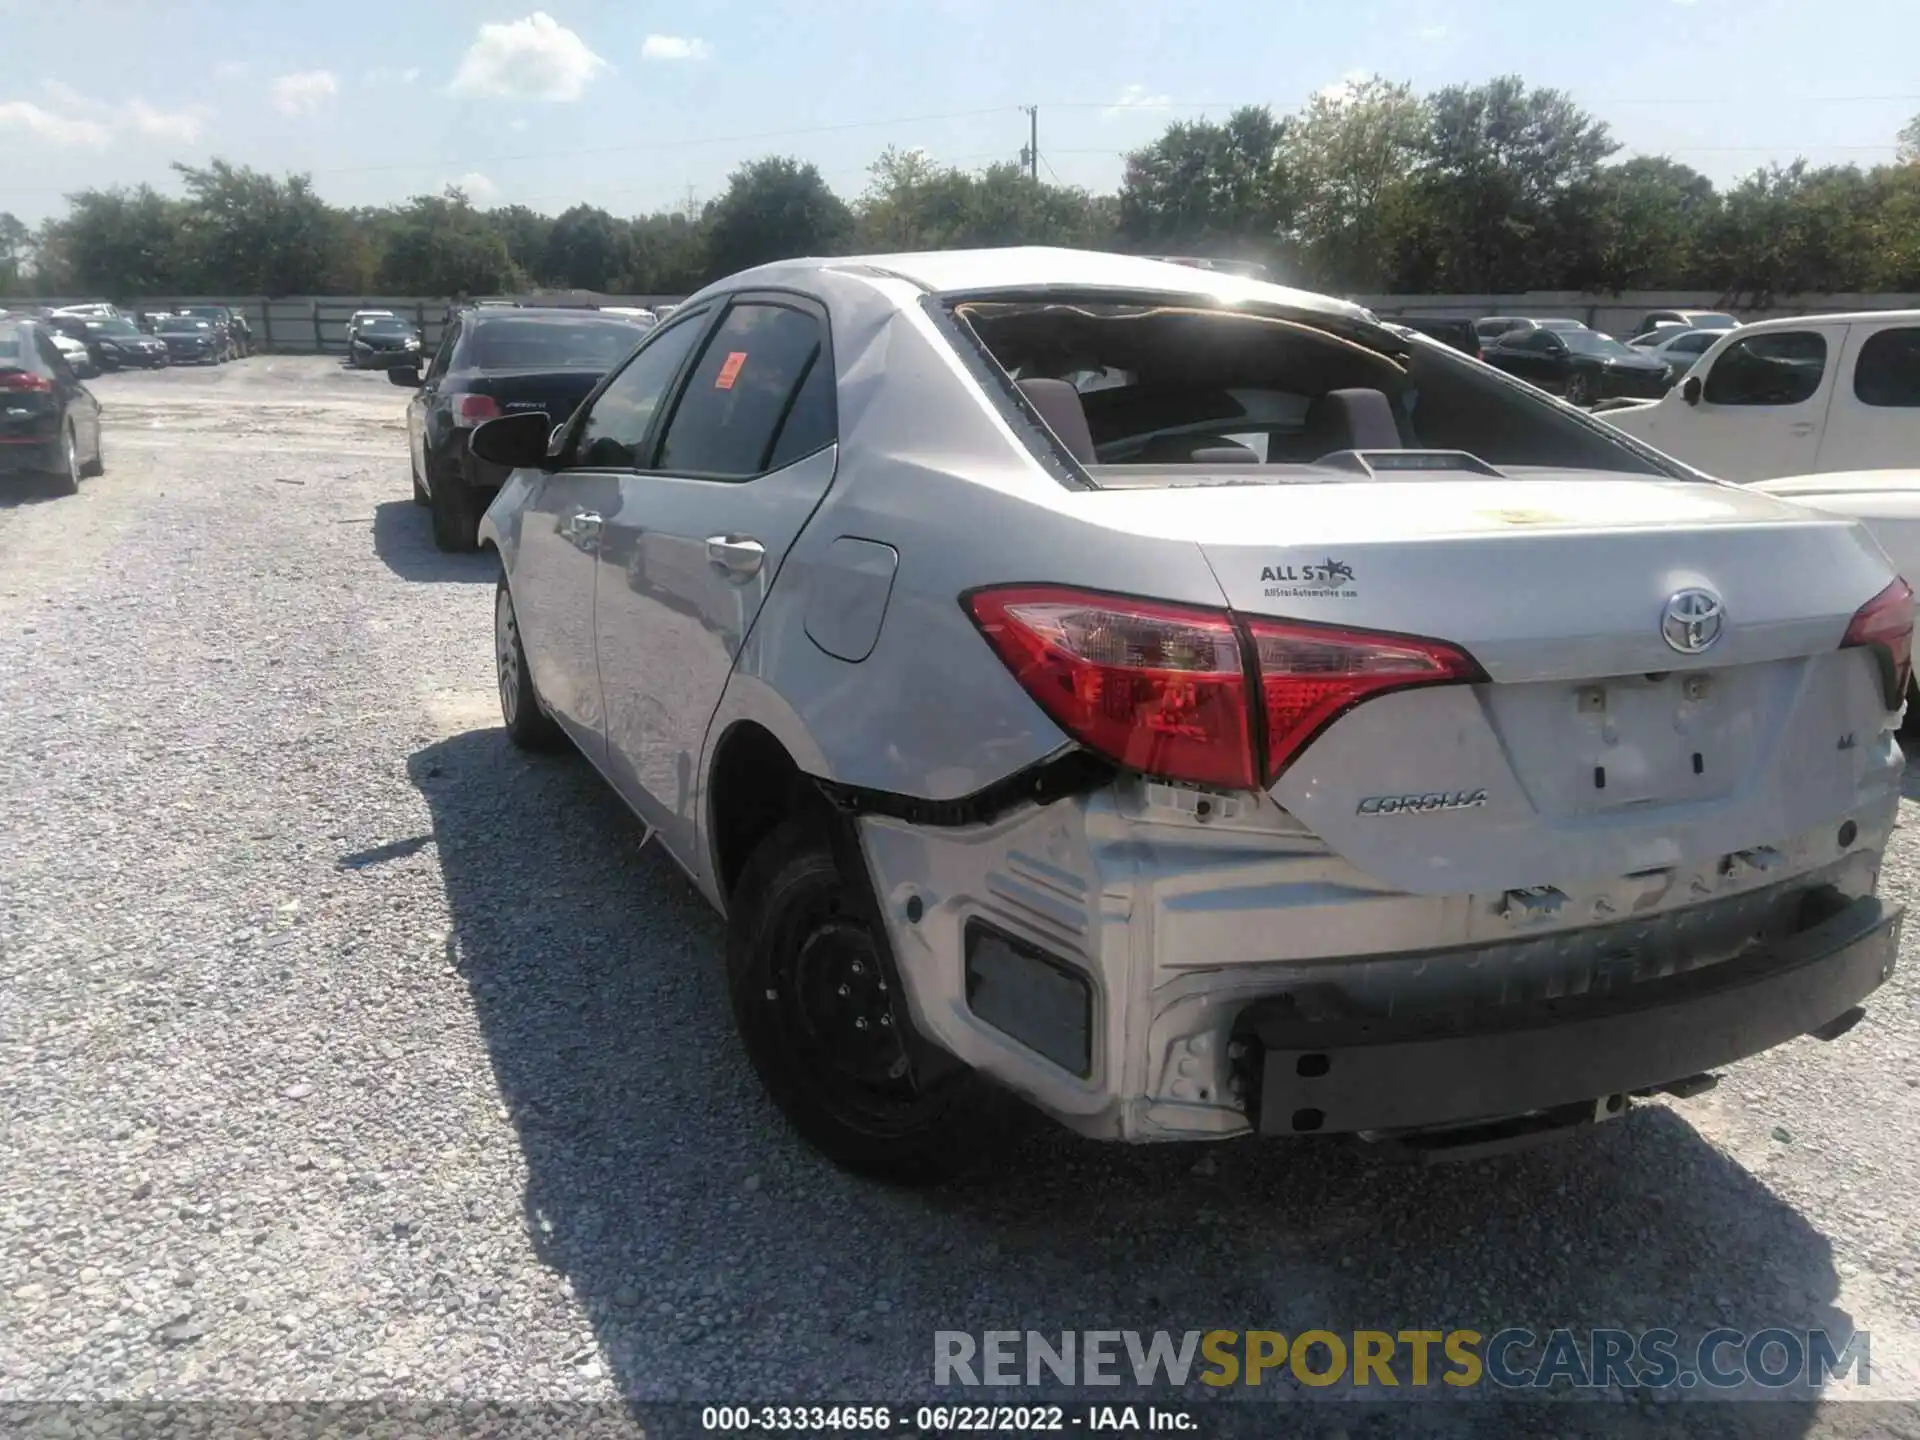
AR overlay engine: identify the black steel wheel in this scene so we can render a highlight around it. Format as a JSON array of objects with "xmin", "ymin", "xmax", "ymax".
[{"xmin": 726, "ymin": 820, "xmax": 1010, "ymax": 1184}]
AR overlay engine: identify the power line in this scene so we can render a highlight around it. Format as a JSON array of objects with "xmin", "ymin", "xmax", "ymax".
[{"xmin": 1042, "ymin": 91, "xmax": 1920, "ymax": 111}]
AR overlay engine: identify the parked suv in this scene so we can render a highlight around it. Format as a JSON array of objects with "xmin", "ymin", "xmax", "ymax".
[{"xmin": 467, "ymin": 248, "xmax": 1908, "ymax": 1182}]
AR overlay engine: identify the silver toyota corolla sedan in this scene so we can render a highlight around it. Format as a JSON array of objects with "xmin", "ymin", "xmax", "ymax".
[{"xmin": 469, "ymin": 247, "xmax": 1909, "ymax": 1182}]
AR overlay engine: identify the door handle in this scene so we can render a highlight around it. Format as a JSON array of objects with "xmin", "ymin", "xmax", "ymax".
[
  {"xmin": 706, "ymin": 535, "xmax": 766, "ymax": 578},
  {"xmin": 559, "ymin": 511, "xmax": 603, "ymax": 545},
  {"xmin": 1789, "ymin": 421, "xmax": 1816, "ymax": 436}
]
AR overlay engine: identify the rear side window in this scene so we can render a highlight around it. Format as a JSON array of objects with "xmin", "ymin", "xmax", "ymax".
[
  {"xmin": 656, "ymin": 303, "xmax": 832, "ymax": 478},
  {"xmin": 1702, "ymin": 332, "xmax": 1828, "ymax": 406},
  {"xmin": 1853, "ymin": 327, "xmax": 1920, "ymax": 408}
]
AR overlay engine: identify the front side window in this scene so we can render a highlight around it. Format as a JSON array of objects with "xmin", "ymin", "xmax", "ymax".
[
  {"xmin": 1702, "ymin": 332, "xmax": 1828, "ymax": 406},
  {"xmin": 426, "ymin": 322, "xmax": 459, "ymax": 381},
  {"xmin": 571, "ymin": 315, "xmax": 707, "ymax": 469},
  {"xmin": 1853, "ymin": 327, "xmax": 1920, "ymax": 408},
  {"xmin": 656, "ymin": 303, "xmax": 832, "ymax": 478}
]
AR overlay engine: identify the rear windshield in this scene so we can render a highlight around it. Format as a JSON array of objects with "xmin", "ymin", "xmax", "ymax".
[
  {"xmin": 946, "ymin": 295, "xmax": 1678, "ymax": 486},
  {"xmin": 0, "ymin": 324, "xmax": 20, "ymax": 358},
  {"xmin": 1562, "ymin": 332, "xmax": 1636, "ymax": 358},
  {"xmin": 463, "ymin": 318, "xmax": 642, "ymax": 370},
  {"xmin": 156, "ymin": 317, "xmax": 208, "ymax": 333}
]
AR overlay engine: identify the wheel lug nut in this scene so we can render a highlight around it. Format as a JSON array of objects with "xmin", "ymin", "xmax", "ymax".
[
  {"xmin": 851, "ymin": 962, "xmax": 865, "ymax": 976},
  {"xmin": 837, "ymin": 984, "xmax": 850, "ymax": 997},
  {"xmin": 855, "ymin": 1017, "xmax": 869, "ymax": 1030},
  {"xmin": 879, "ymin": 1013, "xmax": 892, "ymax": 1027}
]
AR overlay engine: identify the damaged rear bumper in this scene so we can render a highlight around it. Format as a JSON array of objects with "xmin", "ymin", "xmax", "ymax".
[
  {"xmin": 855, "ymin": 770, "xmax": 1901, "ymax": 1144},
  {"xmin": 1240, "ymin": 893, "xmax": 1899, "ymax": 1137}
]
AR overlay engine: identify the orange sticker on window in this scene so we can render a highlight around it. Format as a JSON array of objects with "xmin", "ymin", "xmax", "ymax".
[{"xmin": 715, "ymin": 351, "xmax": 748, "ymax": 389}]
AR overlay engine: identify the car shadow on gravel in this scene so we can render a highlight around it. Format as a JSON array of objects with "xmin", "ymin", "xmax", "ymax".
[
  {"xmin": 372, "ymin": 498, "xmax": 493, "ymax": 583},
  {"xmin": 413, "ymin": 727, "xmax": 1855, "ymax": 1432},
  {"xmin": 0, "ymin": 473, "xmax": 78, "ymax": 509}
]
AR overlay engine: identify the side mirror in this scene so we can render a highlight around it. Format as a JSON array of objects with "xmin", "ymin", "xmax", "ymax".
[
  {"xmin": 387, "ymin": 365, "xmax": 423, "ymax": 388},
  {"xmin": 470, "ymin": 410, "xmax": 554, "ymax": 470},
  {"xmin": 1681, "ymin": 376, "xmax": 1703, "ymax": 406}
]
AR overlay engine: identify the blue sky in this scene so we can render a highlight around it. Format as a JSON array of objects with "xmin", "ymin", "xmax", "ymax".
[{"xmin": 3, "ymin": 0, "xmax": 1917, "ymax": 225}]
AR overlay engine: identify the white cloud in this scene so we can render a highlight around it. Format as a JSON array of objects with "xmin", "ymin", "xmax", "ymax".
[
  {"xmin": 1315, "ymin": 69, "xmax": 1372, "ymax": 103},
  {"xmin": 509, "ymin": 118, "xmax": 530, "ymax": 132},
  {"xmin": 448, "ymin": 12, "xmax": 608, "ymax": 101},
  {"xmin": 641, "ymin": 34, "xmax": 711, "ymax": 61},
  {"xmin": 1102, "ymin": 84, "xmax": 1171, "ymax": 120},
  {"xmin": 215, "ymin": 60, "xmax": 249, "ymax": 79},
  {"xmin": 22, "ymin": 83, "xmax": 206, "ymax": 145},
  {"xmin": 0, "ymin": 99, "xmax": 112, "ymax": 148},
  {"xmin": 453, "ymin": 170, "xmax": 500, "ymax": 201},
  {"xmin": 272, "ymin": 69, "xmax": 339, "ymax": 116},
  {"xmin": 123, "ymin": 100, "xmax": 205, "ymax": 142},
  {"xmin": 363, "ymin": 66, "xmax": 421, "ymax": 87}
]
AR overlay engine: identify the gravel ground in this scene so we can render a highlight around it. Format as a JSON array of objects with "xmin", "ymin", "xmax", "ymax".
[{"xmin": 3, "ymin": 357, "xmax": 1920, "ymax": 1436}]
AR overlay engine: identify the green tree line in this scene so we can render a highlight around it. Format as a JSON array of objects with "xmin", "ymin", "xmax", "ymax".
[{"xmin": 7, "ymin": 76, "xmax": 1920, "ymax": 303}]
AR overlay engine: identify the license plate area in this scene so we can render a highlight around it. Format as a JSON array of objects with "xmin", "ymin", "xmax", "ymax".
[{"xmin": 1487, "ymin": 667, "xmax": 1764, "ymax": 816}]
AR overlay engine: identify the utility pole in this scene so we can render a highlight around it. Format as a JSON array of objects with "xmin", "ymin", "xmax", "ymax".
[{"xmin": 1021, "ymin": 104, "xmax": 1038, "ymax": 180}]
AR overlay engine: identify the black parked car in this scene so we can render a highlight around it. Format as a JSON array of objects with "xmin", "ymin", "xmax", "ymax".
[
  {"xmin": 47, "ymin": 314, "xmax": 169, "ymax": 371},
  {"xmin": 348, "ymin": 315, "xmax": 423, "ymax": 369},
  {"xmin": 153, "ymin": 314, "xmax": 224, "ymax": 364},
  {"xmin": 390, "ymin": 307, "xmax": 650, "ymax": 551},
  {"xmin": 177, "ymin": 305, "xmax": 245, "ymax": 359},
  {"xmin": 1480, "ymin": 326, "xmax": 1672, "ymax": 406},
  {"xmin": 0, "ymin": 319, "xmax": 104, "ymax": 493}
]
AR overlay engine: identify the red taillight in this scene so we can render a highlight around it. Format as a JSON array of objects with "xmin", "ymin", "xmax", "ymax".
[
  {"xmin": 964, "ymin": 585, "xmax": 1482, "ymax": 789},
  {"xmin": 965, "ymin": 587, "xmax": 1256, "ymax": 788},
  {"xmin": 454, "ymin": 394, "xmax": 501, "ymax": 424},
  {"xmin": 0, "ymin": 369, "xmax": 52, "ymax": 392},
  {"xmin": 1246, "ymin": 618, "xmax": 1482, "ymax": 783},
  {"xmin": 1842, "ymin": 577, "xmax": 1915, "ymax": 710}
]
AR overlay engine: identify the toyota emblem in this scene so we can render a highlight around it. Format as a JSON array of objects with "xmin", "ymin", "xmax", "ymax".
[{"xmin": 1661, "ymin": 588, "xmax": 1724, "ymax": 654}]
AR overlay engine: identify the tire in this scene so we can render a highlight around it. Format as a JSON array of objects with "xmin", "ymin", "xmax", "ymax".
[
  {"xmin": 47, "ymin": 424, "xmax": 79, "ymax": 495},
  {"xmin": 1565, "ymin": 371, "xmax": 1595, "ymax": 407},
  {"xmin": 725, "ymin": 818, "xmax": 1010, "ymax": 1184},
  {"xmin": 428, "ymin": 462, "xmax": 480, "ymax": 552},
  {"xmin": 494, "ymin": 572, "xmax": 565, "ymax": 751},
  {"xmin": 79, "ymin": 429, "xmax": 103, "ymax": 478},
  {"xmin": 410, "ymin": 454, "xmax": 430, "ymax": 507}
]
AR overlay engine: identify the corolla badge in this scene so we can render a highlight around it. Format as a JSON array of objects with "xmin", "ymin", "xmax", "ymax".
[{"xmin": 1661, "ymin": 588, "xmax": 1724, "ymax": 654}]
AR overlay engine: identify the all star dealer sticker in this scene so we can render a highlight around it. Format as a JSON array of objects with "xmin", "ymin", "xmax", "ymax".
[{"xmin": 1262, "ymin": 557, "xmax": 1357, "ymax": 600}]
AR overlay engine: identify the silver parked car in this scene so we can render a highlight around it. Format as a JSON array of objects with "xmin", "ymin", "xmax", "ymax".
[{"xmin": 471, "ymin": 247, "xmax": 1909, "ymax": 1182}]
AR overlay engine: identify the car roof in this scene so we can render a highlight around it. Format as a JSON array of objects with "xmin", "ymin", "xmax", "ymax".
[
  {"xmin": 690, "ymin": 246, "xmax": 1366, "ymax": 321},
  {"xmin": 1731, "ymin": 309, "xmax": 1920, "ymax": 331}
]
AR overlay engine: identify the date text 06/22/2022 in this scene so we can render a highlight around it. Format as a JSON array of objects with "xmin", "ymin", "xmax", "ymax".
[{"xmin": 700, "ymin": 1405, "xmax": 1192, "ymax": 1432}]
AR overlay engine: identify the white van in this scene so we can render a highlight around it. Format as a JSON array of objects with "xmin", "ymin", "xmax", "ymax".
[
  {"xmin": 1599, "ymin": 311, "xmax": 1920, "ymax": 479},
  {"xmin": 1601, "ymin": 311, "xmax": 1920, "ymax": 632}
]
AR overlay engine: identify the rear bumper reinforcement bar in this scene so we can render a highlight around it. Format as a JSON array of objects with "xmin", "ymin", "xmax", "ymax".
[{"xmin": 1240, "ymin": 895, "xmax": 1901, "ymax": 1137}]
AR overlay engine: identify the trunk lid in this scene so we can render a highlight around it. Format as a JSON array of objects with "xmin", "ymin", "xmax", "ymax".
[
  {"xmin": 467, "ymin": 367, "xmax": 609, "ymax": 428},
  {"xmin": 1071, "ymin": 470, "xmax": 1903, "ymax": 894}
]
